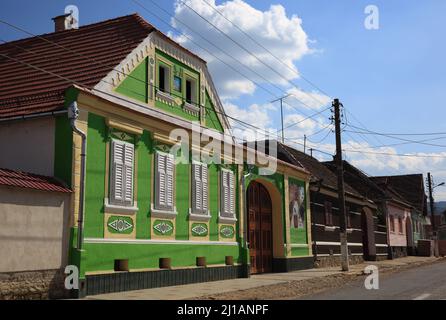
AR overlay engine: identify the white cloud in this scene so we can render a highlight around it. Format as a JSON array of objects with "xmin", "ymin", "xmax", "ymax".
[
  {"xmin": 223, "ymin": 101, "xmax": 279, "ymax": 141},
  {"xmin": 342, "ymin": 140, "xmax": 446, "ymax": 200},
  {"xmin": 172, "ymin": 0, "xmax": 312, "ymax": 99},
  {"xmin": 285, "ymin": 87, "xmax": 332, "ymax": 110}
]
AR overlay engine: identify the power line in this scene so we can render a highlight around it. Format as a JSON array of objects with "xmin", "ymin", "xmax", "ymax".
[
  {"xmin": 132, "ymin": 0, "xmax": 330, "ymax": 124},
  {"xmin": 0, "ymin": 12, "xmax": 322, "ymax": 137},
  {"xmin": 198, "ymin": 0, "xmax": 332, "ymax": 100},
  {"xmin": 345, "ymin": 126, "xmax": 446, "ymax": 148},
  {"xmin": 175, "ymin": 0, "xmax": 330, "ymax": 109},
  {"xmin": 343, "ymin": 148, "xmax": 446, "ymax": 159},
  {"xmin": 345, "ymin": 126, "xmax": 446, "ymax": 137},
  {"xmin": 0, "ymin": 50, "xmax": 335, "ymax": 157}
]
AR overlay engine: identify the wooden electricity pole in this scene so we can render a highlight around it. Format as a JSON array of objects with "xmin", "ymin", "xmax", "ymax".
[{"xmin": 333, "ymin": 98, "xmax": 349, "ymax": 271}]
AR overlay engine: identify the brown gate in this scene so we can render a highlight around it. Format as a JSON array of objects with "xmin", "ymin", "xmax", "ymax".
[{"xmin": 247, "ymin": 181, "xmax": 273, "ymax": 274}]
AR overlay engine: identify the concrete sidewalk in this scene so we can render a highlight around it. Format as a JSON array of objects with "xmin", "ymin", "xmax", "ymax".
[{"xmin": 85, "ymin": 256, "xmax": 439, "ymax": 300}]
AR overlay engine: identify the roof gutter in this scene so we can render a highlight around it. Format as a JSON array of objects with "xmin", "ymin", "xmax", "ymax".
[
  {"xmin": 68, "ymin": 101, "xmax": 86, "ymax": 250},
  {"xmin": 0, "ymin": 109, "xmax": 68, "ymax": 123}
]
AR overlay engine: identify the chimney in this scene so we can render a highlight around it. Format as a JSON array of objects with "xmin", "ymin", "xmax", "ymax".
[{"xmin": 52, "ymin": 12, "xmax": 78, "ymax": 32}]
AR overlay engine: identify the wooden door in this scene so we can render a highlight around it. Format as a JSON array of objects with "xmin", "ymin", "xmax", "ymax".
[{"xmin": 247, "ymin": 181, "xmax": 273, "ymax": 274}]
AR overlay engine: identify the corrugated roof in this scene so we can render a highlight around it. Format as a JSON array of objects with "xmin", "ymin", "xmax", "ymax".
[
  {"xmin": 0, "ymin": 13, "xmax": 155, "ymax": 118},
  {"xmin": 0, "ymin": 168, "xmax": 72, "ymax": 193}
]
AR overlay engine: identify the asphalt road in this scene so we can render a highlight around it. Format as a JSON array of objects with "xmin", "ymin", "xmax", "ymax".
[{"xmin": 301, "ymin": 260, "xmax": 446, "ymax": 300}]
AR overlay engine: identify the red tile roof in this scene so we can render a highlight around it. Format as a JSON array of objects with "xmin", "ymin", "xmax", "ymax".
[
  {"xmin": 0, "ymin": 13, "xmax": 155, "ymax": 119},
  {"xmin": 0, "ymin": 168, "xmax": 72, "ymax": 193}
]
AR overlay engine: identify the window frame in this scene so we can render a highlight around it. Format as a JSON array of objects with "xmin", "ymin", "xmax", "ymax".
[
  {"xmin": 218, "ymin": 168, "xmax": 237, "ymax": 223},
  {"xmin": 104, "ymin": 138, "xmax": 138, "ymax": 215},
  {"xmin": 151, "ymin": 150, "xmax": 177, "ymax": 218},
  {"xmin": 157, "ymin": 62, "xmax": 171, "ymax": 94},
  {"xmin": 189, "ymin": 161, "xmax": 211, "ymax": 220},
  {"xmin": 389, "ymin": 215, "xmax": 395, "ymax": 233},
  {"xmin": 185, "ymin": 76, "xmax": 197, "ymax": 104}
]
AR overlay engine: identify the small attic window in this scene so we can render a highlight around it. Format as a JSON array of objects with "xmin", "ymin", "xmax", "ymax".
[
  {"xmin": 158, "ymin": 64, "xmax": 170, "ymax": 93},
  {"xmin": 186, "ymin": 78, "xmax": 196, "ymax": 104},
  {"xmin": 173, "ymin": 76, "xmax": 182, "ymax": 92}
]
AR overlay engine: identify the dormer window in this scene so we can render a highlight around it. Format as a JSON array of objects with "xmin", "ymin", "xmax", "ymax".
[
  {"xmin": 158, "ymin": 64, "xmax": 170, "ymax": 93},
  {"xmin": 173, "ymin": 76, "xmax": 182, "ymax": 92},
  {"xmin": 186, "ymin": 77, "xmax": 196, "ymax": 104}
]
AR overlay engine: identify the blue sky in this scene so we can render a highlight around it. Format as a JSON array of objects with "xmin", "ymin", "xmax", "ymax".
[{"xmin": 1, "ymin": 0, "xmax": 446, "ymax": 199}]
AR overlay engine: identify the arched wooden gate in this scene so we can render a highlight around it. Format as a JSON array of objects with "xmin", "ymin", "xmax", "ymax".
[{"xmin": 247, "ymin": 181, "xmax": 273, "ymax": 274}]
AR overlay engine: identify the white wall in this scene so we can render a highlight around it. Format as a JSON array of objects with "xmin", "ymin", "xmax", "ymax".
[
  {"xmin": 0, "ymin": 185, "xmax": 71, "ymax": 272},
  {"xmin": 0, "ymin": 117, "xmax": 55, "ymax": 176}
]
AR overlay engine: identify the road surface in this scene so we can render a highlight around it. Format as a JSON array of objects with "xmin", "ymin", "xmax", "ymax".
[{"xmin": 301, "ymin": 260, "xmax": 446, "ymax": 300}]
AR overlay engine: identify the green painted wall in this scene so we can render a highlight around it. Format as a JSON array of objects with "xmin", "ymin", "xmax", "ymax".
[
  {"xmin": 136, "ymin": 131, "xmax": 152, "ymax": 239},
  {"xmin": 115, "ymin": 57, "xmax": 148, "ymax": 103},
  {"xmin": 291, "ymin": 247, "xmax": 310, "ymax": 256},
  {"xmin": 175, "ymin": 162, "xmax": 190, "ymax": 240},
  {"xmin": 54, "ymin": 88, "xmax": 78, "ymax": 186},
  {"xmin": 204, "ymin": 91, "xmax": 224, "ymax": 133},
  {"xmin": 82, "ymin": 242, "xmax": 241, "ymax": 274},
  {"xmin": 209, "ymin": 164, "xmax": 220, "ymax": 241},
  {"xmin": 84, "ymin": 113, "xmax": 107, "ymax": 238},
  {"xmin": 77, "ymin": 111, "xmax": 243, "ymax": 275}
]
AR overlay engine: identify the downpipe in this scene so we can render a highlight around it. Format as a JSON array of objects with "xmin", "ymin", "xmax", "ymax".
[{"xmin": 68, "ymin": 101, "xmax": 86, "ymax": 250}]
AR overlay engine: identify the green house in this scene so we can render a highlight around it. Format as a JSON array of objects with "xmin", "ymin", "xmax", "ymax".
[{"xmin": 0, "ymin": 13, "xmax": 313, "ymax": 298}]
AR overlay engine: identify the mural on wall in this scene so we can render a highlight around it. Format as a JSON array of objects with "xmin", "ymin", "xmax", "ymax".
[{"xmin": 288, "ymin": 178, "xmax": 307, "ymax": 244}]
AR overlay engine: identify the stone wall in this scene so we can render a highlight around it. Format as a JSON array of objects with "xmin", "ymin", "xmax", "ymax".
[
  {"xmin": 314, "ymin": 255, "xmax": 364, "ymax": 268},
  {"xmin": 0, "ymin": 269, "xmax": 70, "ymax": 300}
]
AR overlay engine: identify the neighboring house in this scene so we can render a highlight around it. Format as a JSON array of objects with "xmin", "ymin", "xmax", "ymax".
[
  {"xmin": 0, "ymin": 13, "xmax": 314, "ymax": 298},
  {"xmin": 323, "ymin": 161, "xmax": 389, "ymax": 260},
  {"xmin": 372, "ymin": 175, "xmax": 428, "ymax": 255},
  {"xmin": 270, "ymin": 142, "xmax": 379, "ymax": 266},
  {"xmin": 370, "ymin": 177, "xmax": 413, "ymax": 258},
  {"xmin": 0, "ymin": 169, "xmax": 72, "ymax": 299}
]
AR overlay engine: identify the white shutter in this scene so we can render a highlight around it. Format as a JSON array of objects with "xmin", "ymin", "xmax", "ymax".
[
  {"xmin": 111, "ymin": 140, "xmax": 125, "ymax": 203},
  {"xmin": 201, "ymin": 164, "xmax": 208, "ymax": 213},
  {"xmin": 124, "ymin": 143, "xmax": 134, "ymax": 204},
  {"xmin": 156, "ymin": 152, "xmax": 166, "ymax": 208},
  {"xmin": 192, "ymin": 162, "xmax": 202, "ymax": 213},
  {"xmin": 165, "ymin": 153, "xmax": 175, "ymax": 210},
  {"xmin": 221, "ymin": 170, "xmax": 229, "ymax": 216},
  {"xmin": 228, "ymin": 170, "xmax": 235, "ymax": 216}
]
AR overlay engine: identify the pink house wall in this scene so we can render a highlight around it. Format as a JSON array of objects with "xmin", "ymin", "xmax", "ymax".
[{"xmin": 387, "ymin": 203, "xmax": 410, "ymax": 247}]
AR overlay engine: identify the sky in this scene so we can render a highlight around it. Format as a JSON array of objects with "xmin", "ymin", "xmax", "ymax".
[{"xmin": 1, "ymin": 0, "xmax": 446, "ymax": 200}]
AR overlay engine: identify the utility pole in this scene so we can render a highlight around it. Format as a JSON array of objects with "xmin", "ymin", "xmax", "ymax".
[
  {"xmin": 304, "ymin": 135, "xmax": 307, "ymax": 154},
  {"xmin": 333, "ymin": 98, "xmax": 349, "ymax": 271},
  {"xmin": 427, "ymin": 172, "xmax": 436, "ymax": 233},
  {"xmin": 309, "ymin": 148, "xmax": 313, "ymax": 157},
  {"xmin": 427, "ymin": 172, "xmax": 438, "ymax": 257},
  {"xmin": 271, "ymin": 94, "xmax": 291, "ymax": 144}
]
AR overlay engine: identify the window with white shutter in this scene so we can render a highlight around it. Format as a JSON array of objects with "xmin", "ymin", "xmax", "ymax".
[
  {"xmin": 155, "ymin": 151, "xmax": 175, "ymax": 211},
  {"xmin": 191, "ymin": 162, "xmax": 208, "ymax": 215},
  {"xmin": 110, "ymin": 139, "xmax": 134, "ymax": 206},
  {"xmin": 220, "ymin": 169, "xmax": 235, "ymax": 218}
]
